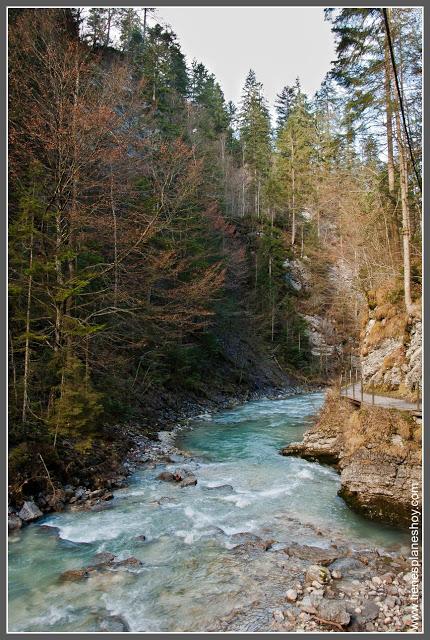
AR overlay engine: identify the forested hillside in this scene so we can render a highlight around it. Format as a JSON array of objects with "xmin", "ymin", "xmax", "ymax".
[{"xmin": 8, "ymin": 8, "xmax": 422, "ymax": 493}]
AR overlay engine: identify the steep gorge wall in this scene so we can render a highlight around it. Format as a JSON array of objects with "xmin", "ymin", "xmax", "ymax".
[{"xmin": 360, "ymin": 288, "xmax": 422, "ymax": 398}]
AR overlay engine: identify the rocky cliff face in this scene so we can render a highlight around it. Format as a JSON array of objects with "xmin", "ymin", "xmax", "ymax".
[
  {"xmin": 282, "ymin": 391, "xmax": 421, "ymax": 528},
  {"xmin": 360, "ymin": 288, "xmax": 422, "ymax": 398}
]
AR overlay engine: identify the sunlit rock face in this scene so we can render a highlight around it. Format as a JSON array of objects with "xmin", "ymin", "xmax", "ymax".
[{"xmin": 360, "ymin": 292, "xmax": 422, "ymax": 396}]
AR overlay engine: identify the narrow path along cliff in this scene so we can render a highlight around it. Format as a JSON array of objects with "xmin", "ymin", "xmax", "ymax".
[{"xmin": 341, "ymin": 383, "xmax": 421, "ymax": 415}]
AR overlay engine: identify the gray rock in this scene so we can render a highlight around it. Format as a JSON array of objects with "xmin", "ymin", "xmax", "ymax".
[
  {"xmin": 317, "ymin": 600, "xmax": 350, "ymax": 626},
  {"xmin": 286, "ymin": 589, "xmax": 298, "ymax": 602},
  {"xmin": 286, "ymin": 544, "xmax": 339, "ymax": 565},
  {"xmin": 63, "ymin": 485, "xmax": 75, "ymax": 497},
  {"xmin": 18, "ymin": 501, "xmax": 43, "ymax": 522},
  {"xmin": 99, "ymin": 615, "xmax": 130, "ymax": 633},
  {"xmin": 8, "ymin": 514, "xmax": 22, "ymax": 531},
  {"xmin": 156, "ymin": 472, "xmax": 177, "ymax": 482},
  {"xmin": 89, "ymin": 502, "xmax": 113, "ymax": 513},
  {"xmin": 359, "ymin": 600, "xmax": 380, "ymax": 622},
  {"xmin": 299, "ymin": 593, "xmax": 323, "ymax": 614},
  {"xmin": 305, "ymin": 565, "xmax": 330, "ymax": 584},
  {"xmin": 328, "ymin": 557, "xmax": 366, "ymax": 573},
  {"xmin": 114, "ymin": 556, "xmax": 143, "ymax": 568},
  {"xmin": 231, "ymin": 533, "xmax": 263, "ymax": 543},
  {"xmin": 90, "ymin": 552, "xmax": 116, "ymax": 567},
  {"xmin": 205, "ymin": 484, "xmax": 234, "ymax": 492},
  {"xmin": 88, "ymin": 489, "xmax": 104, "ymax": 499},
  {"xmin": 74, "ymin": 487, "xmax": 87, "ymax": 500},
  {"xmin": 180, "ymin": 475, "xmax": 197, "ymax": 488}
]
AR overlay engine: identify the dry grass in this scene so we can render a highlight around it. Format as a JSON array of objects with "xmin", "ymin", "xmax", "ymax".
[
  {"xmin": 315, "ymin": 391, "xmax": 420, "ymax": 460},
  {"xmin": 364, "ymin": 312, "xmax": 408, "ymax": 348},
  {"xmin": 382, "ymin": 346, "xmax": 405, "ymax": 371},
  {"xmin": 374, "ymin": 303, "xmax": 398, "ymax": 322}
]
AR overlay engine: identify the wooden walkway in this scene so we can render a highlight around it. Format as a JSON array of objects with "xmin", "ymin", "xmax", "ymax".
[{"xmin": 340, "ymin": 383, "xmax": 422, "ymax": 417}]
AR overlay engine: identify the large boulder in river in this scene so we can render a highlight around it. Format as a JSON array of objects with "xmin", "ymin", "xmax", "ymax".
[
  {"xmin": 18, "ymin": 501, "xmax": 43, "ymax": 522},
  {"xmin": 156, "ymin": 471, "xmax": 177, "ymax": 482},
  {"xmin": 60, "ymin": 568, "xmax": 92, "ymax": 582}
]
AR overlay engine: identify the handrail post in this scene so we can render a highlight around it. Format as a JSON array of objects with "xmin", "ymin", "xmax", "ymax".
[{"xmin": 360, "ymin": 374, "xmax": 364, "ymax": 404}]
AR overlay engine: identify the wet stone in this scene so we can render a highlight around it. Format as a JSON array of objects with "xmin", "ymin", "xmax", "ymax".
[{"xmin": 18, "ymin": 501, "xmax": 43, "ymax": 522}]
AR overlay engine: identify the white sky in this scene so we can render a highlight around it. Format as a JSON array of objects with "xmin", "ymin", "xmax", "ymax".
[{"xmin": 152, "ymin": 7, "xmax": 336, "ymax": 113}]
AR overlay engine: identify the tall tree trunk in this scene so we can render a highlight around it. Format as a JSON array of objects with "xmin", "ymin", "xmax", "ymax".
[
  {"xmin": 384, "ymin": 37, "xmax": 395, "ymax": 196},
  {"xmin": 386, "ymin": 10, "xmax": 413, "ymax": 315},
  {"xmin": 395, "ymin": 108, "xmax": 413, "ymax": 314}
]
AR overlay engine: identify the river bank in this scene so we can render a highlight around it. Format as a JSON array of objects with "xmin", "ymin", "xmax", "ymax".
[
  {"xmin": 282, "ymin": 390, "xmax": 422, "ymax": 528},
  {"xmin": 9, "ymin": 382, "xmax": 311, "ymax": 531}
]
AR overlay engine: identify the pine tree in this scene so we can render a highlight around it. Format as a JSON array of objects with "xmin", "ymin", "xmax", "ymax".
[
  {"xmin": 118, "ymin": 8, "xmax": 142, "ymax": 54},
  {"xmin": 275, "ymin": 85, "xmax": 296, "ymax": 131},
  {"xmin": 141, "ymin": 24, "xmax": 188, "ymax": 136},
  {"xmin": 238, "ymin": 70, "xmax": 272, "ymax": 217},
  {"xmin": 85, "ymin": 8, "xmax": 107, "ymax": 47},
  {"xmin": 275, "ymin": 87, "xmax": 316, "ymax": 245}
]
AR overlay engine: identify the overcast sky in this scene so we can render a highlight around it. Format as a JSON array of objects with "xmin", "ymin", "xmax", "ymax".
[{"xmin": 153, "ymin": 7, "xmax": 336, "ymax": 113}]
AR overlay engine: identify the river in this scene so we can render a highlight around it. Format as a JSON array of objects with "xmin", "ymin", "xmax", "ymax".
[{"xmin": 8, "ymin": 391, "xmax": 407, "ymax": 632}]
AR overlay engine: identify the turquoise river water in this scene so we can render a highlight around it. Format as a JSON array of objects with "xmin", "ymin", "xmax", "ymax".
[{"xmin": 8, "ymin": 391, "xmax": 406, "ymax": 632}]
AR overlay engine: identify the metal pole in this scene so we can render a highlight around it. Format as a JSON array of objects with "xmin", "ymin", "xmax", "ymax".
[
  {"xmin": 353, "ymin": 376, "xmax": 355, "ymax": 400},
  {"xmin": 417, "ymin": 389, "xmax": 420, "ymax": 411},
  {"xmin": 360, "ymin": 374, "xmax": 364, "ymax": 404}
]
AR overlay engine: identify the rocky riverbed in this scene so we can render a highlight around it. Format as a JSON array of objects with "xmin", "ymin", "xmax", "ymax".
[
  {"xmin": 9, "ymin": 391, "xmax": 421, "ymax": 633},
  {"xmin": 209, "ymin": 539, "xmax": 420, "ymax": 632},
  {"xmin": 11, "ymin": 427, "xmax": 420, "ymax": 633}
]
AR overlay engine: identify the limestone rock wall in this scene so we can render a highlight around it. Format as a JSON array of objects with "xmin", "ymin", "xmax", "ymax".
[{"xmin": 360, "ymin": 291, "xmax": 422, "ymax": 396}]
